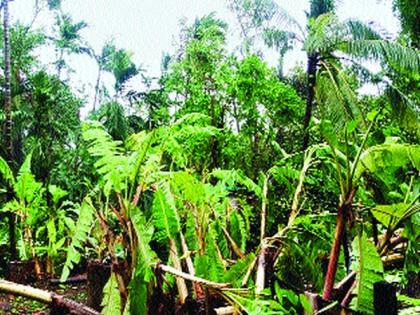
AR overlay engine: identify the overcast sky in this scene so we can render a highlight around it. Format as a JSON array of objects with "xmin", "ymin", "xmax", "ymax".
[{"xmin": 11, "ymin": 0, "xmax": 400, "ymax": 114}]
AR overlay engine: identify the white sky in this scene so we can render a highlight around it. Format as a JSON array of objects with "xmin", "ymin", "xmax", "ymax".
[{"xmin": 11, "ymin": 0, "xmax": 399, "ymax": 115}]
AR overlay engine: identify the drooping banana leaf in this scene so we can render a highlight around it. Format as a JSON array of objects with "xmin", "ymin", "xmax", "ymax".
[
  {"xmin": 350, "ymin": 233, "xmax": 384, "ymax": 314},
  {"xmin": 101, "ymin": 272, "xmax": 121, "ymax": 315},
  {"xmin": 372, "ymin": 202, "xmax": 420, "ymax": 230}
]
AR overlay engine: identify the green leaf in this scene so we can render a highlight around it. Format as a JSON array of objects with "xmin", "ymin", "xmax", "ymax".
[
  {"xmin": 356, "ymin": 143, "xmax": 420, "ymax": 181},
  {"xmin": 230, "ymin": 211, "xmax": 247, "ymax": 253},
  {"xmin": 82, "ymin": 121, "xmax": 129, "ymax": 196},
  {"xmin": 320, "ymin": 120, "xmax": 339, "ymax": 147},
  {"xmin": 0, "ymin": 156, "xmax": 15, "ymax": 186},
  {"xmin": 61, "ymin": 198, "xmax": 95, "ymax": 281},
  {"xmin": 350, "ymin": 233, "xmax": 384, "ymax": 314},
  {"xmin": 152, "ymin": 182, "xmax": 180, "ymax": 243},
  {"xmin": 48, "ymin": 185, "xmax": 68, "ymax": 205},
  {"xmin": 223, "ymin": 253, "xmax": 255, "ymax": 287},
  {"xmin": 195, "ymin": 226, "xmax": 225, "ymax": 282},
  {"xmin": 129, "ymin": 212, "xmax": 156, "ymax": 315},
  {"xmin": 371, "ymin": 203, "xmax": 414, "ymax": 228},
  {"xmin": 101, "ymin": 273, "xmax": 121, "ymax": 315}
]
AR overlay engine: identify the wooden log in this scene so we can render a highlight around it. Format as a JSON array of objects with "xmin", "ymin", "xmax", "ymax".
[
  {"xmin": 49, "ymin": 274, "xmax": 87, "ymax": 285},
  {"xmin": 0, "ymin": 279, "xmax": 99, "ymax": 315},
  {"xmin": 374, "ymin": 281, "xmax": 397, "ymax": 315}
]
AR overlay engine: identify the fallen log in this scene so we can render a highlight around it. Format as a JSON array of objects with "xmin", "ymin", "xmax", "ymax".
[
  {"xmin": 49, "ymin": 274, "xmax": 87, "ymax": 285},
  {"xmin": 0, "ymin": 279, "xmax": 99, "ymax": 315}
]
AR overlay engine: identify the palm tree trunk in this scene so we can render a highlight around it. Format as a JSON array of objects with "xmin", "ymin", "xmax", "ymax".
[
  {"xmin": 3, "ymin": 0, "xmax": 12, "ymax": 166},
  {"xmin": 3, "ymin": 0, "xmax": 17, "ymax": 261},
  {"xmin": 92, "ymin": 68, "xmax": 101, "ymax": 111},
  {"xmin": 57, "ymin": 48, "xmax": 64, "ymax": 79},
  {"xmin": 302, "ymin": 52, "xmax": 318, "ymax": 150}
]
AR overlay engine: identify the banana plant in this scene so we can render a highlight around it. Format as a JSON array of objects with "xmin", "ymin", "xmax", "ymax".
[
  {"xmin": 63, "ymin": 116, "xmax": 264, "ymax": 313},
  {"xmin": 320, "ymin": 117, "xmax": 420, "ymax": 307},
  {"xmin": 35, "ymin": 185, "xmax": 76, "ymax": 275},
  {"xmin": 0, "ymin": 154, "xmax": 76, "ymax": 276},
  {"xmin": 0, "ymin": 154, "xmax": 45, "ymax": 274}
]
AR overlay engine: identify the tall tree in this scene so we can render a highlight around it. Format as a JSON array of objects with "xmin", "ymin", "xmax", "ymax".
[
  {"xmin": 2, "ymin": 0, "xmax": 17, "ymax": 260},
  {"xmin": 2, "ymin": 0, "xmax": 12, "ymax": 166},
  {"xmin": 228, "ymin": 0, "xmax": 295, "ymax": 75},
  {"xmin": 53, "ymin": 13, "xmax": 88, "ymax": 79},
  {"xmin": 231, "ymin": 1, "xmax": 420, "ymax": 149},
  {"xmin": 393, "ymin": 0, "xmax": 420, "ymax": 48},
  {"xmin": 301, "ymin": 0, "xmax": 335, "ymax": 150},
  {"xmin": 92, "ymin": 40, "xmax": 138, "ymax": 102},
  {"xmin": 91, "ymin": 41, "xmax": 115, "ymax": 111}
]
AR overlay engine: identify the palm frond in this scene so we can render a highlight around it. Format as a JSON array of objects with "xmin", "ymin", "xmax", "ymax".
[
  {"xmin": 344, "ymin": 19, "xmax": 382, "ymax": 40},
  {"xmin": 341, "ymin": 39, "xmax": 420, "ymax": 74},
  {"xmin": 385, "ymin": 83, "xmax": 420, "ymax": 133},
  {"xmin": 305, "ymin": 13, "xmax": 339, "ymax": 54},
  {"xmin": 271, "ymin": 1, "xmax": 305, "ymax": 38}
]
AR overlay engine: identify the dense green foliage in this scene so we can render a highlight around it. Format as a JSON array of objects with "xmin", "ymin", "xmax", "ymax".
[{"xmin": 0, "ymin": 1, "xmax": 419, "ymax": 314}]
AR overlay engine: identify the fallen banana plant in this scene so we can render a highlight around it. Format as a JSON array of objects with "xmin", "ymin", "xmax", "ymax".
[{"xmin": 155, "ymin": 263, "xmax": 230, "ymax": 288}]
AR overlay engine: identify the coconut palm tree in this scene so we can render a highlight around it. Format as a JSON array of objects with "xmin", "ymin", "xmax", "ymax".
[
  {"xmin": 297, "ymin": 0, "xmax": 419, "ymax": 149},
  {"xmin": 91, "ymin": 40, "xmax": 115, "ymax": 111},
  {"xmin": 53, "ymin": 13, "xmax": 89, "ymax": 79},
  {"xmin": 230, "ymin": 0, "xmax": 420, "ymax": 149},
  {"xmin": 91, "ymin": 40, "xmax": 139, "ymax": 106}
]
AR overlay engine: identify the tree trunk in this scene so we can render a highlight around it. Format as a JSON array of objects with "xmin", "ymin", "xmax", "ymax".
[
  {"xmin": 92, "ymin": 67, "xmax": 101, "ymax": 111},
  {"xmin": 57, "ymin": 48, "xmax": 64, "ymax": 79},
  {"xmin": 3, "ymin": 0, "xmax": 17, "ymax": 261},
  {"xmin": 302, "ymin": 52, "xmax": 318, "ymax": 151}
]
